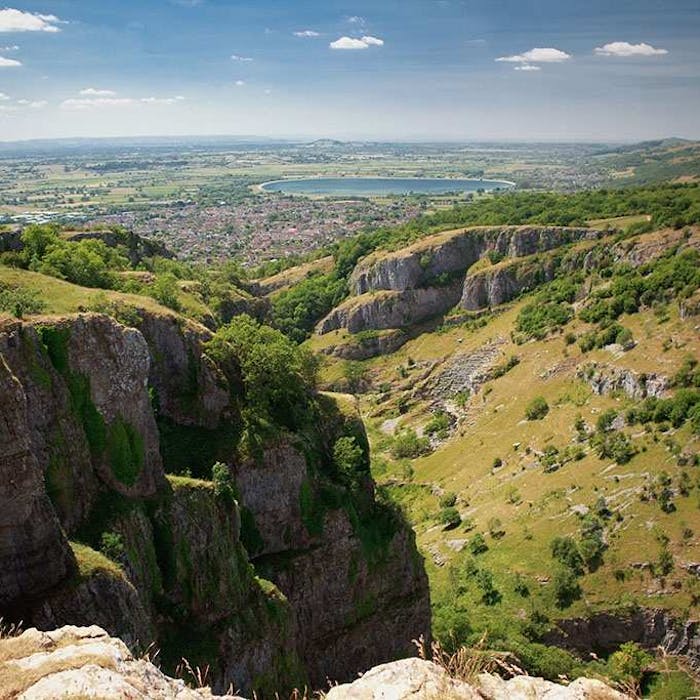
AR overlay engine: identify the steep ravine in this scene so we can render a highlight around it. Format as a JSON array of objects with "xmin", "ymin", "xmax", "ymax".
[{"xmin": 0, "ymin": 312, "xmax": 430, "ymax": 695}]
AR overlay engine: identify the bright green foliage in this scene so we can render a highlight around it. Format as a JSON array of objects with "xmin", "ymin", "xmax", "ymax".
[
  {"xmin": 0, "ymin": 284, "xmax": 45, "ymax": 317},
  {"xmin": 206, "ymin": 314, "xmax": 318, "ymax": 439},
  {"xmin": 391, "ymin": 428, "xmax": 430, "ymax": 459},
  {"xmin": 20, "ymin": 224, "xmax": 61, "ymax": 261},
  {"xmin": 474, "ymin": 568, "xmax": 502, "ymax": 605},
  {"xmin": 439, "ymin": 506, "xmax": 461, "ymax": 529},
  {"xmin": 36, "ymin": 239, "xmax": 128, "ymax": 289},
  {"xmin": 424, "ymin": 411, "xmax": 452, "ymax": 439},
  {"xmin": 100, "ymin": 531, "xmax": 125, "ymax": 561},
  {"xmin": 525, "ymin": 396, "xmax": 549, "ymax": 421},
  {"xmin": 333, "ymin": 436, "xmax": 365, "ymax": 486},
  {"xmin": 591, "ymin": 431, "xmax": 636, "ymax": 464},
  {"xmin": 609, "ymin": 642, "xmax": 652, "ymax": 693},
  {"xmin": 148, "ymin": 273, "xmax": 181, "ymax": 310},
  {"xmin": 211, "ymin": 461, "xmax": 236, "ymax": 506}
]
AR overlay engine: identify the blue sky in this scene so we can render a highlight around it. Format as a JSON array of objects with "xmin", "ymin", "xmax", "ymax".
[{"xmin": 0, "ymin": 0, "xmax": 699, "ymax": 141}]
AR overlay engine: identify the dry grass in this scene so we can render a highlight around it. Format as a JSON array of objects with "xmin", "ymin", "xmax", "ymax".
[{"xmin": 415, "ymin": 634, "xmax": 525, "ymax": 683}]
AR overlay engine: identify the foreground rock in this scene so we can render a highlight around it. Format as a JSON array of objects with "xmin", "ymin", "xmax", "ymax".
[
  {"xmin": 326, "ymin": 658, "xmax": 629, "ymax": 700},
  {"xmin": 0, "ymin": 626, "xmax": 238, "ymax": 699}
]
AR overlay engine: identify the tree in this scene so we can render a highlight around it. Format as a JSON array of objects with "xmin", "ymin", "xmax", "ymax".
[
  {"xmin": 609, "ymin": 642, "xmax": 652, "ymax": 695},
  {"xmin": 333, "ymin": 436, "xmax": 365, "ymax": 486},
  {"xmin": 212, "ymin": 461, "xmax": 236, "ymax": 506},
  {"xmin": 439, "ymin": 507, "xmax": 461, "ymax": 530},
  {"xmin": 552, "ymin": 567, "xmax": 582, "ymax": 608},
  {"xmin": 525, "ymin": 396, "xmax": 549, "ymax": 421},
  {"xmin": 469, "ymin": 532, "xmax": 488, "ymax": 555},
  {"xmin": 551, "ymin": 536, "xmax": 584, "ymax": 575}
]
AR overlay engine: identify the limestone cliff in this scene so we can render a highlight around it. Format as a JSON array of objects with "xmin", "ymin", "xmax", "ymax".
[
  {"xmin": 0, "ymin": 311, "xmax": 430, "ymax": 695},
  {"xmin": 318, "ymin": 227, "xmax": 599, "ymax": 339}
]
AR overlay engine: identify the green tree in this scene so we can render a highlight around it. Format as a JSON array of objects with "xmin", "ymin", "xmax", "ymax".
[{"xmin": 525, "ymin": 396, "xmax": 549, "ymax": 421}]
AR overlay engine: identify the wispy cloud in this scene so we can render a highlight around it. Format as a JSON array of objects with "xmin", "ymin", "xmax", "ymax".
[
  {"xmin": 347, "ymin": 16, "xmax": 365, "ymax": 25},
  {"xmin": 330, "ymin": 35, "xmax": 384, "ymax": 50},
  {"xmin": 17, "ymin": 98, "xmax": 46, "ymax": 108},
  {"xmin": 0, "ymin": 44, "xmax": 19, "ymax": 51},
  {"xmin": 514, "ymin": 64, "xmax": 541, "ymax": 71},
  {"xmin": 0, "ymin": 92, "xmax": 9, "ymax": 99},
  {"xmin": 594, "ymin": 41, "xmax": 668, "ymax": 57},
  {"xmin": 231, "ymin": 54, "xmax": 253, "ymax": 61},
  {"xmin": 496, "ymin": 47, "xmax": 571, "ymax": 64},
  {"xmin": 61, "ymin": 95, "xmax": 185, "ymax": 110},
  {"xmin": 80, "ymin": 87, "xmax": 117, "ymax": 96},
  {"xmin": 234, "ymin": 80, "xmax": 246, "ymax": 86},
  {"xmin": 0, "ymin": 55, "xmax": 21, "ymax": 67},
  {"xmin": 0, "ymin": 8, "xmax": 63, "ymax": 33},
  {"xmin": 293, "ymin": 30, "xmax": 320, "ymax": 37}
]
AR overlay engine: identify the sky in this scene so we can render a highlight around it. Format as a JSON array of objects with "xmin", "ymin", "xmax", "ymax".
[{"xmin": 0, "ymin": 0, "xmax": 699, "ymax": 142}]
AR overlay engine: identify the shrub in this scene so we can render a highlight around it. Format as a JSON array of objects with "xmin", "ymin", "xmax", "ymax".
[
  {"xmin": 609, "ymin": 642, "xmax": 652, "ymax": 695},
  {"xmin": 551, "ymin": 536, "xmax": 584, "ymax": 575},
  {"xmin": 333, "ymin": 436, "xmax": 365, "ymax": 486},
  {"xmin": 391, "ymin": 428, "xmax": 430, "ymax": 459},
  {"xmin": 552, "ymin": 567, "xmax": 582, "ymax": 608},
  {"xmin": 100, "ymin": 531, "xmax": 125, "ymax": 561},
  {"xmin": 212, "ymin": 461, "xmax": 236, "ymax": 506},
  {"xmin": 0, "ymin": 284, "xmax": 45, "ymax": 317},
  {"xmin": 469, "ymin": 532, "xmax": 488, "ymax": 555},
  {"xmin": 439, "ymin": 492, "xmax": 457, "ymax": 508},
  {"xmin": 525, "ymin": 396, "xmax": 549, "ymax": 421},
  {"xmin": 439, "ymin": 507, "xmax": 461, "ymax": 530},
  {"xmin": 475, "ymin": 568, "xmax": 502, "ymax": 605},
  {"xmin": 424, "ymin": 411, "xmax": 452, "ymax": 439}
]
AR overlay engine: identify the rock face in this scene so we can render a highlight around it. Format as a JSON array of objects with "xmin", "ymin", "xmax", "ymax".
[
  {"xmin": 325, "ymin": 658, "xmax": 629, "ymax": 700},
  {"xmin": 0, "ymin": 312, "xmax": 430, "ymax": 695},
  {"xmin": 0, "ymin": 625, "xmax": 238, "ymax": 700},
  {"xmin": 579, "ymin": 363, "xmax": 669, "ymax": 400},
  {"xmin": 319, "ymin": 227, "xmax": 598, "ymax": 335},
  {"xmin": 544, "ymin": 608, "xmax": 700, "ymax": 670},
  {"xmin": 2, "ymin": 631, "xmax": 630, "ymax": 700},
  {"xmin": 0, "ymin": 353, "xmax": 75, "ymax": 612}
]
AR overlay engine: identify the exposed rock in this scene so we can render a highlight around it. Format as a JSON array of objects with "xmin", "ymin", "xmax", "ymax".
[
  {"xmin": 321, "ymin": 329, "xmax": 408, "ymax": 361},
  {"xmin": 325, "ymin": 658, "xmax": 628, "ymax": 700},
  {"xmin": 322, "ymin": 227, "xmax": 598, "ymax": 335},
  {"xmin": 317, "ymin": 284, "xmax": 463, "ymax": 335},
  {"xmin": 350, "ymin": 226, "xmax": 598, "ymax": 296},
  {"xmin": 0, "ymin": 625, "xmax": 238, "ymax": 700},
  {"xmin": 0, "ymin": 353, "xmax": 75, "ymax": 612},
  {"xmin": 544, "ymin": 608, "xmax": 700, "ymax": 669},
  {"xmin": 579, "ymin": 363, "xmax": 668, "ymax": 400}
]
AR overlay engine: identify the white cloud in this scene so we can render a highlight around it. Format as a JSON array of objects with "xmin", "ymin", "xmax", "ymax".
[
  {"xmin": 0, "ymin": 91, "xmax": 9, "ymax": 99},
  {"xmin": 594, "ymin": 41, "xmax": 668, "ymax": 57},
  {"xmin": 17, "ymin": 98, "xmax": 46, "ymax": 108},
  {"xmin": 140, "ymin": 95, "xmax": 185, "ymax": 104},
  {"xmin": 61, "ymin": 95, "xmax": 184, "ymax": 110},
  {"xmin": 0, "ymin": 44, "xmax": 19, "ymax": 51},
  {"xmin": 0, "ymin": 8, "xmax": 63, "ymax": 33},
  {"xmin": 361, "ymin": 35, "xmax": 383, "ymax": 46},
  {"xmin": 347, "ymin": 16, "xmax": 365, "ymax": 24},
  {"xmin": 234, "ymin": 80, "xmax": 246, "ymax": 86},
  {"xmin": 293, "ymin": 30, "xmax": 319, "ymax": 37},
  {"xmin": 231, "ymin": 54, "xmax": 253, "ymax": 61},
  {"xmin": 330, "ymin": 35, "xmax": 384, "ymax": 50},
  {"xmin": 496, "ymin": 47, "xmax": 571, "ymax": 64},
  {"xmin": 0, "ymin": 55, "xmax": 21, "ymax": 67},
  {"xmin": 514, "ymin": 64, "xmax": 541, "ymax": 71},
  {"xmin": 80, "ymin": 87, "xmax": 117, "ymax": 96}
]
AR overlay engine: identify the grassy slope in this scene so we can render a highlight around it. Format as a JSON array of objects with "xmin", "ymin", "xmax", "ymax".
[{"xmin": 310, "ymin": 247, "xmax": 700, "ymax": 654}]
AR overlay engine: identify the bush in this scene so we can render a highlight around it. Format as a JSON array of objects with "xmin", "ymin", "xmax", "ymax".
[
  {"xmin": 391, "ymin": 428, "xmax": 430, "ymax": 459},
  {"xmin": 212, "ymin": 461, "xmax": 236, "ymax": 505},
  {"xmin": 439, "ymin": 492, "xmax": 457, "ymax": 508},
  {"xmin": 609, "ymin": 642, "xmax": 652, "ymax": 694},
  {"xmin": 0, "ymin": 284, "xmax": 45, "ymax": 317},
  {"xmin": 469, "ymin": 532, "xmax": 488, "ymax": 555},
  {"xmin": 475, "ymin": 568, "xmax": 502, "ymax": 605},
  {"xmin": 424, "ymin": 411, "xmax": 452, "ymax": 439},
  {"xmin": 551, "ymin": 536, "xmax": 584, "ymax": 575},
  {"xmin": 100, "ymin": 531, "xmax": 125, "ymax": 561},
  {"xmin": 525, "ymin": 396, "xmax": 549, "ymax": 421},
  {"xmin": 439, "ymin": 506, "xmax": 461, "ymax": 530},
  {"xmin": 552, "ymin": 567, "xmax": 582, "ymax": 608},
  {"xmin": 333, "ymin": 436, "xmax": 366, "ymax": 486}
]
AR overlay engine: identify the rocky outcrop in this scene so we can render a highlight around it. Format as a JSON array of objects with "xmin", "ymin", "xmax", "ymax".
[
  {"xmin": 320, "ymin": 329, "xmax": 408, "ymax": 361},
  {"xmin": 326, "ymin": 658, "xmax": 629, "ymax": 700},
  {"xmin": 543, "ymin": 608, "xmax": 700, "ymax": 669},
  {"xmin": 318, "ymin": 284, "xmax": 463, "ymax": 335},
  {"xmin": 0, "ymin": 312, "xmax": 431, "ymax": 695},
  {"xmin": 579, "ymin": 363, "xmax": 669, "ymax": 400},
  {"xmin": 0, "ymin": 625, "xmax": 239, "ymax": 700},
  {"xmin": 350, "ymin": 226, "xmax": 598, "ymax": 296},
  {"xmin": 320, "ymin": 227, "xmax": 598, "ymax": 336},
  {"xmin": 0, "ymin": 354, "xmax": 75, "ymax": 611}
]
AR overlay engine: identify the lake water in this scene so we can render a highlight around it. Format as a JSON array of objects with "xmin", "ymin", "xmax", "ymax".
[{"xmin": 260, "ymin": 177, "xmax": 515, "ymax": 196}]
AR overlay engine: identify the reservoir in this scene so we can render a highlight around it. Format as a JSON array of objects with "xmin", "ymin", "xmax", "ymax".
[{"xmin": 260, "ymin": 177, "xmax": 515, "ymax": 196}]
